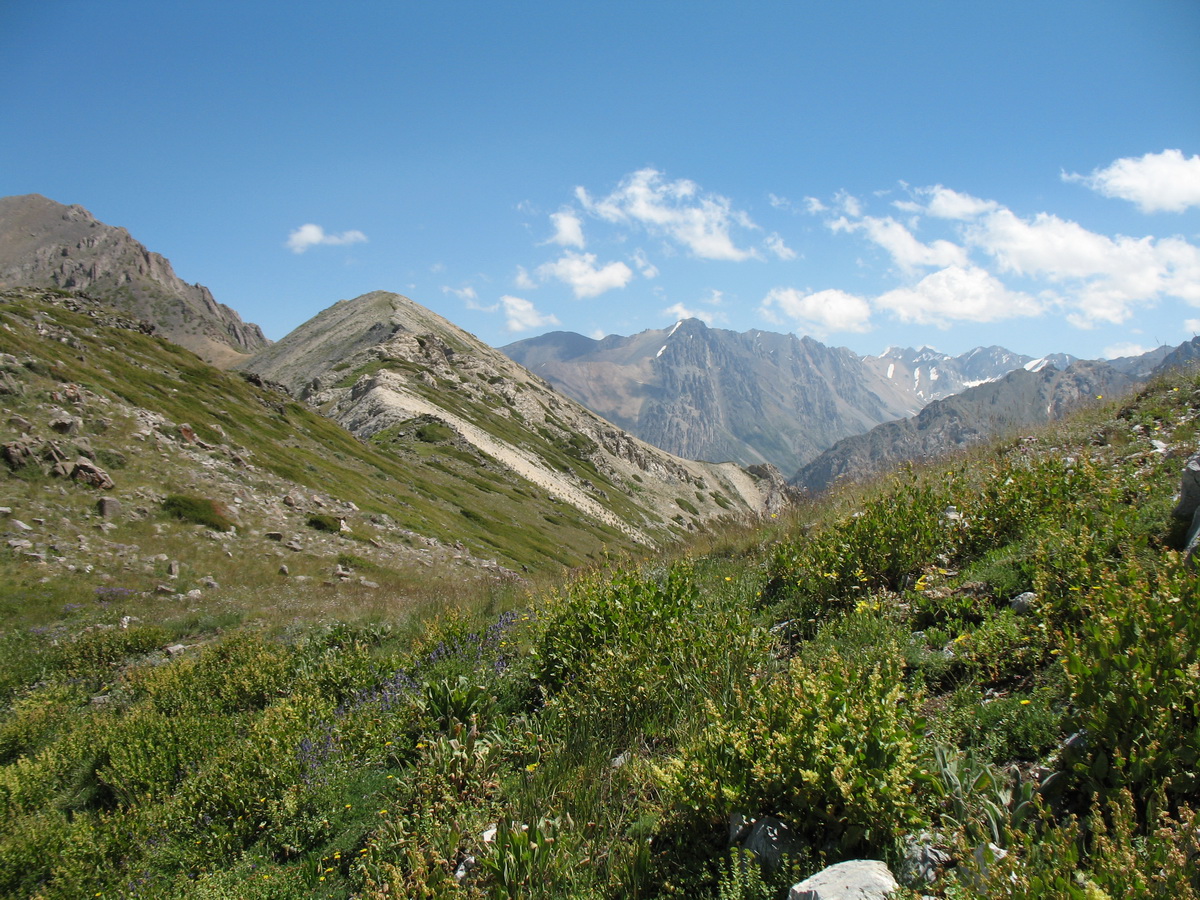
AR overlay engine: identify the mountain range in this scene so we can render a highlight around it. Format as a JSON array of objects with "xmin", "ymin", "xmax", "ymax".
[
  {"xmin": 1, "ymin": 192, "xmax": 1188, "ymax": 542},
  {"xmin": 503, "ymin": 323, "xmax": 1171, "ymax": 481}
]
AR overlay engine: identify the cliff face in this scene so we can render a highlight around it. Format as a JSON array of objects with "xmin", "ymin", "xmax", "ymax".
[
  {"xmin": 505, "ymin": 320, "xmax": 922, "ymax": 473},
  {"xmin": 0, "ymin": 194, "xmax": 267, "ymax": 366}
]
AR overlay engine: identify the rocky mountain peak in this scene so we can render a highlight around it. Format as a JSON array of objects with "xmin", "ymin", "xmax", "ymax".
[{"xmin": 0, "ymin": 193, "xmax": 268, "ymax": 366}]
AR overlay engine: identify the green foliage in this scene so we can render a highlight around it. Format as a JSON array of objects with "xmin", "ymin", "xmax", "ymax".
[
  {"xmin": 1062, "ymin": 558, "xmax": 1200, "ymax": 806},
  {"xmin": 416, "ymin": 421, "xmax": 455, "ymax": 443},
  {"xmin": 664, "ymin": 639, "xmax": 926, "ymax": 856},
  {"xmin": 161, "ymin": 493, "xmax": 236, "ymax": 531},
  {"xmin": 307, "ymin": 513, "xmax": 345, "ymax": 533}
]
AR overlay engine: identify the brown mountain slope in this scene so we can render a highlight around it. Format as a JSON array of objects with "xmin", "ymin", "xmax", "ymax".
[{"xmin": 0, "ymin": 193, "xmax": 266, "ymax": 366}]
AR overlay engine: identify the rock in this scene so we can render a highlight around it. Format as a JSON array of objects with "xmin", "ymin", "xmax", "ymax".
[
  {"xmin": 200, "ymin": 576, "xmax": 218, "ymax": 588},
  {"xmin": 283, "ymin": 494, "xmax": 299, "ymax": 508},
  {"xmin": 70, "ymin": 458, "xmax": 115, "ymax": 489},
  {"xmin": 264, "ymin": 531, "xmax": 284, "ymax": 541},
  {"xmin": 6, "ymin": 415, "xmax": 31, "ymax": 433},
  {"xmin": 278, "ymin": 564, "xmax": 290, "ymax": 576},
  {"xmin": 96, "ymin": 497, "xmax": 122, "ymax": 518},
  {"xmin": 48, "ymin": 412, "xmax": 83, "ymax": 435},
  {"xmin": 1009, "ymin": 591, "xmax": 1036, "ymax": 615},
  {"xmin": 178, "ymin": 423, "xmax": 197, "ymax": 443},
  {"xmin": 10, "ymin": 519, "xmax": 33, "ymax": 532},
  {"xmin": 1175, "ymin": 450, "xmax": 1200, "ymax": 565},
  {"xmin": 166, "ymin": 644, "xmax": 187, "ymax": 657},
  {"xmin": 168, "ymin": 560, "xmax": 180, "ymax": 577},
  {"xmin": 788, "ymin": 860, "xmax": 899, "ymax": 900},
  {"xmin": 737, "ymin": 816, "xmax": 804, "ymax": 873},
  {"xmin": 454, "ymin": 855, "xmax": 477, "ymax": 884},
  {"xmin": 896, "ymin": 833, "xmax": 951, "ymax": 887}
]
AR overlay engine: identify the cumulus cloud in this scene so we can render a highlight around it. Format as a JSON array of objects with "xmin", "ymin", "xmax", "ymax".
[
  {"xmin": 1103, "ymin": 341, "xmax": 1151, "ymax": 359},
  {"xmin": 500, "ymin": 295, "xmax": 559, "ymax": 333},
  {"xmin": 536, "ymin": 251, "xmax": 634, "ymax": 298},
  {"xmin": 1065, "ymin": 149, "xmax": 1200, "ymax": 213},
  {"xmin": 514, "ymin": 266, "xmax": 537, "ymax": 289},
  {"xmin": 1185, "ymin": 318, "xmax": 1200, "ymax": 336},
  {"xmin": 547, "ymin": 210, "xmax": 586, "ymax": 248},
  {"xmin": 442, "ymin": 285, "xmax": 478, "ymax": 301},
  {"xmin": 632, "ymin": 249, "xmax": 659, "ymax": 278},
  {"xmin": 832, "ymin": 215, "xmax": 968, "ymax": 272},
  {"xmin": 285, "ymin": 223, "xmax": 368, "ymax": 254},
  {"xmin": 874, "ymin": 265, "xmax": 1043, "ymax": 327},
  {"xmin": 965, "ymin": 209, "xmax": 1200, "ymax": 325},
  {"xmin": 576, "ymin": 168, "xmax": 760, "ymax": 261},
  {"xmin": 662, "ymin": 301, "xmax": 717, "ymax": 325},
  {"xmin": 894, "ymin": 185, "xmax": 1000, "ymax": 220},
  {"xmin": 765, "ymin": 233, "xmax": 797, "ymax": 260},
  {"xmin": 760, "ymin": 287, "xmax": 873, "ymax": 335}
]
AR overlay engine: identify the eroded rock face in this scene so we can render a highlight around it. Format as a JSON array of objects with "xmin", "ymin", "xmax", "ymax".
[{"xmin": 0, "ymin": 194, "xmax": 267, "ymax": 365}]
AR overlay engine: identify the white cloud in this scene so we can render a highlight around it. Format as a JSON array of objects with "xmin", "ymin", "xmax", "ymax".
[
  {"xmin": 632, "ymin": 248, "xmax": 659, "ymax": 278},
  {"xmin": 577, "ymin": 168, "xmax": 760, "ymax": 261},
  {"xmin": 1103, "ymin": 341, "xmax": 1150, "ymax": 359},
  {"xmin": 760, "ymin": 287, "xmax": 873, "ymax": 335},
  {"xmin": 662, "ymin": 301, "xmax": 717, "ymax": 325},
  {"xmin": 765, "ymin": 233, "xmax": 797, "ymax": 260},
  {"xmin": 442, "ymin": 285, "xmax": 478, "ymax": 301},
  {"xmin": 875, "ymin": 265, "xmax": 1043, "ymax": 327},
  {"xmin": 833, "ymin": 215, "xmax": 968, "ymax": 272},
  {"xmin": 900, "ymin": 185, "xmax": 999, "ymax": 220},
  {"xmin": 804, "ymin": 196, "xmax": 827, "ymax": 214},
  {"xmin": 1065, "ymin": 149, "xmax": 1200, "ymax": 213},
  {"xmin": 500, "ymin": 295, "xmax": 559, "ymax": 333},
  {"xmin": 514, "ymin": 266, "xmax": 537, "ymax": 289},
  {"xmin": 285, "ymin": 223, "xmax": 367, "ymax": 254},
  {"xmin": 1185, "ymin": 318, "xmax": 1200, "ymax": 336},
  {"xmin": 536, "ymin": 251, "xmax": 634, "ymax": 298},
  {"xmin": 547, "ymin": 210, "xmax": 585, "ymax": 248},
  {"xmin": 966, "ymin": 209, "xmax": 1200, "ymax": 325}
]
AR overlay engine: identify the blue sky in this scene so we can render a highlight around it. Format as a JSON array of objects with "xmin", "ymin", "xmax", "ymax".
[{"xmin": 2, "ymin": 2, "xmax": 1199, "ymax": 361}]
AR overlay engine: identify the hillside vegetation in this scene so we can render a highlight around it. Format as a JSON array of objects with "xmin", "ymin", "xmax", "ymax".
[{"xmin": 2, "ymin": 291, "xmax": 1200, "ymax": 897}]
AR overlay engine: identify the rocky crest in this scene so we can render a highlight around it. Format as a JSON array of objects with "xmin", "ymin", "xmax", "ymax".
[
  {"xmin": 246, "ymin": 293, "xmax": 797, "ymax": 541},
  {"xmin": 0, "ymin": 194, "xmax": 267, "ymax": 366}
]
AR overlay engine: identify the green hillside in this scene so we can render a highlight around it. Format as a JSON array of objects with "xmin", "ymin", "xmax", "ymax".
[{"xmin": 2, "ymin": 288, "xmax": 1199, "ymax": 897}]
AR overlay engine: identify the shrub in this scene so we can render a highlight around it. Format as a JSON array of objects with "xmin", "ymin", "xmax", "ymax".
[
  {"xmin": 161, "ymin": 494, "xmax": 235, "ymax": 531},
  {"xmin": 307, "ymin": 513, "xmax": 344, "ymax": 533},
  {"xmin": 416, "ymin": 422, "xmax": 454, "ymax": 443},
  {"xmin": 663, "ymin": 643, "xmax": 927, "ymax": 856}
]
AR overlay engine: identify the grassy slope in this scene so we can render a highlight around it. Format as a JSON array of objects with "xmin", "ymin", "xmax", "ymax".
[
  {"xmin": 2, "ymin": 292, "xmax": 1199, "ymax": 897},
  {"xmin": 0, "ymin": 288, "xmax": 645, "ymax": 587}
]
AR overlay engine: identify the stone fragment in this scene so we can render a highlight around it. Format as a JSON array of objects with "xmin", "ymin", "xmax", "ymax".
[
  {"xmin": 264, "ymin": 531, "xmax": 284, "ymax": 541},
  {"xmin": 49, "ymin": 412, "xmax": 83, "ymax": 435},
  {"xmin": 166, "ymin": 644, "xmax": 188, "ymax": 657},
  {"xmin": 789, "ymin": 860, "xmax": 898, "ymax": 900},
  {"xmin": 178, "ymin": 423, "xmax": 197, "ymax": 443},
  {"xmin": 96, "ymin": 497, "xmax": 122, "ymax": 518},
  {"xmin": 278, "ymin": 564, "xmax": 290, "ymax": 576},
  {"xmin": 70, "ymin": 458, "xmax": 115, "ymax": 489},
  {"xmin": 11, "ymin": 519, "xmax": 33, "ymax": 532},
  {"xmin": 1009, "ymin": 591, "xmax": 1036, "ymax": 615}
]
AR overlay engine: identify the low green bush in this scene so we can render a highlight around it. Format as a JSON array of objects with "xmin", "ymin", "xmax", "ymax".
[{"xmin": 161, "ymin": 494, "xmax": 235, "ymax": 531}]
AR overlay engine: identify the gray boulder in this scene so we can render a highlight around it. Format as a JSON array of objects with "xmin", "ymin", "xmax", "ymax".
[
  {"xmin": 1173, "ymin": 451, "xmax": 1200, "ymax": 563},
  {"xmin": 789, "ymin": 859, "xmax": 898, "ymax": 900}
]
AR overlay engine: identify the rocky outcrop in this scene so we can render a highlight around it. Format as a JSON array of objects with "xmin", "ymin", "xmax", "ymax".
[{"xmin": 0, "ymin": 194, "xmax": 267, "ymax": 365}]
